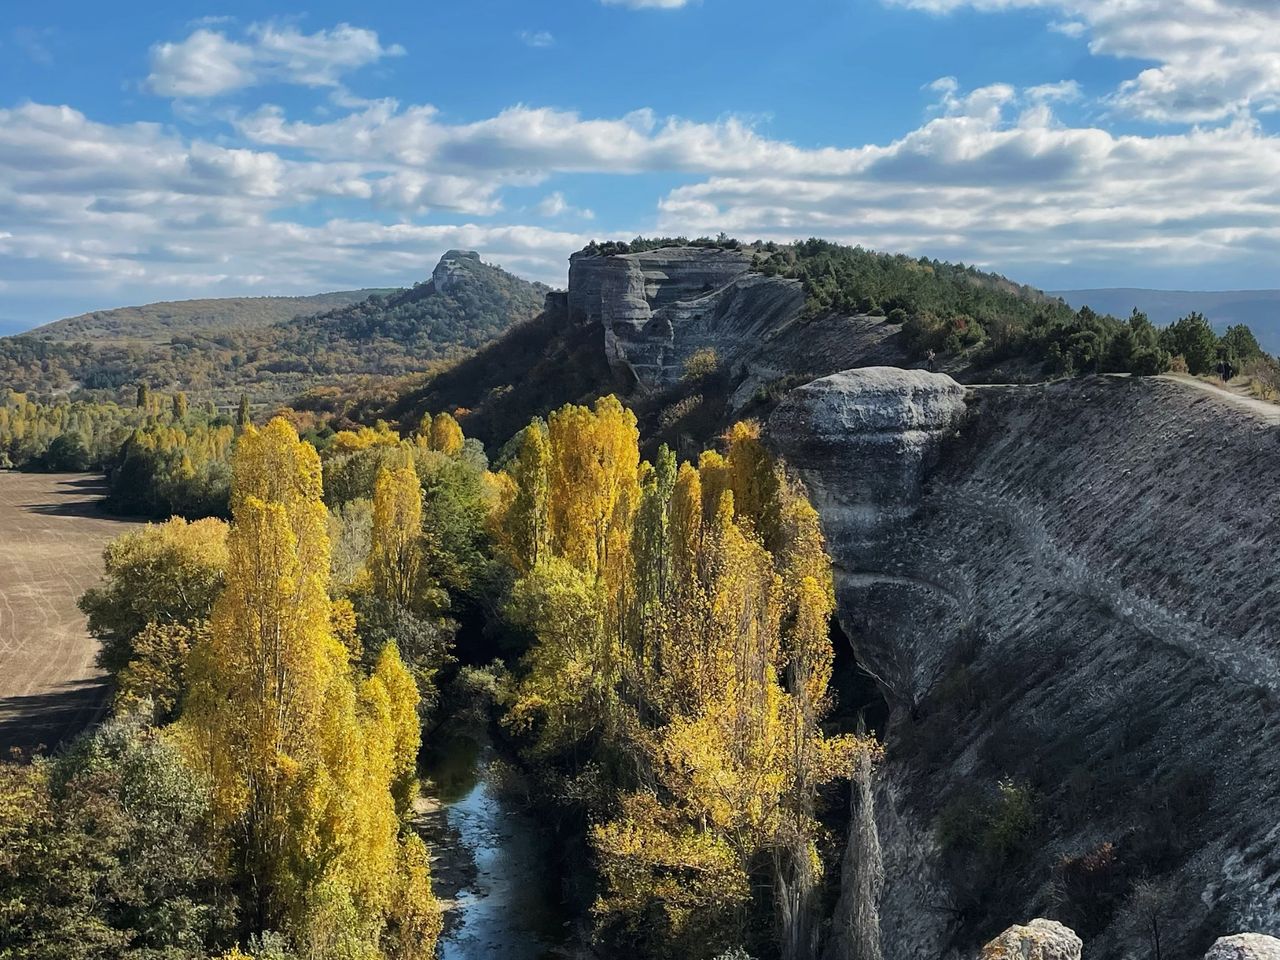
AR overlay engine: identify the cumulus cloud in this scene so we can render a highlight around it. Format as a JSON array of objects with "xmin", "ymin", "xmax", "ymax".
[
  {"xmin": 883, "ymin": 0, "xmax": 1280, "ymax": 124},
  {"xmin": 9, "ymin": 57, "xmax": 1280, "ymax": 315},
  {"xmin": 655, "ymin": 83, "xmax": 1280, "ymax": 277},
  {"xmin": 536, "ymin": 191, "xmax": 595, "ymax": 219},
  {"xmin": 147, "ymin": 21, "xmax": 404, "ymax": 97},
  {"xmin": 0, "ymin": 100, "xmax": 585, "ymax": 309}
]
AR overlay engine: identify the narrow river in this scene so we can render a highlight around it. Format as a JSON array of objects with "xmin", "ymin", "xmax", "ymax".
[{"xmin": 416, "ymin": 731, "xmax": 568, "ymax": 959}]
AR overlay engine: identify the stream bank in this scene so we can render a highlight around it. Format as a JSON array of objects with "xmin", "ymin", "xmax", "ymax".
[{"xmin": 415, "ymin": 729, "xmax": 570, "ymax": 959}]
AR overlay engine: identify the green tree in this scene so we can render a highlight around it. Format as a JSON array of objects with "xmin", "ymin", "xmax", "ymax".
[
  {"xmin": 1160, "ymin": 312, "xmax": 1219, "ymax": 374},
  {"xmin": 80, "ymin": 517, "xmax": 229, "ymax": 678},
  {"xmin": 0, "ymin": 713, "xmax": 236, "ymax": 959},
  {"xmin": 1221, "ymin": 324, "xmax": 1264, "ymax": 365}
]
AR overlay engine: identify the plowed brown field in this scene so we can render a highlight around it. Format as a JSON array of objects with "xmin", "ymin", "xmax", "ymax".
[{"xmin": 0, "ymin": 472, "xmax": 140, "ymax": 755}]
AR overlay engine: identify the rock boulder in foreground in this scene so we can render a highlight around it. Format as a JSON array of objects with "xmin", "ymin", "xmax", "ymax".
[{"xmin": 980, "ymin": 919, "xmax": 1082, "ymax": 960}]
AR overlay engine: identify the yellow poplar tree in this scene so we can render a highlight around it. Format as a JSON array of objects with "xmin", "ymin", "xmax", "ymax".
[
  {"xmin": 500, "ymin": 421, "xmax": 551, "ymax": 574},
  {"xmin": 427, "ymin": 412, "xmax": 465, "ymax": 456},
  {"xmin": 369, "ymin": 461, "xmax": 423, "ymax": 610},
  {"xmin": 182, "ymin": 418, "xmax": 439, "ymax": 954}
]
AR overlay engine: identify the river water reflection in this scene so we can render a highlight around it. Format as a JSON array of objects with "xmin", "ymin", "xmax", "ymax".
[{"xmin": 418, "ymin": 732, "xmax": 567, "ymax": 960}]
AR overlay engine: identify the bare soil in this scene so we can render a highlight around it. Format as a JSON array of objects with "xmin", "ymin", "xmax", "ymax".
[{"xmin": 0, "ymin": 472, "xmax": 140, "ymax": 757}]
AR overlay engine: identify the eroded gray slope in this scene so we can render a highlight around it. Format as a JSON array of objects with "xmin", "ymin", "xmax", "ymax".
[{"xmin": 771, "ymin": 371, "xmax": 1280, "ymax": 959}]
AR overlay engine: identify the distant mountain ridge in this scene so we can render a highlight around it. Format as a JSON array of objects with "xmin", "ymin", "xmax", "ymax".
[
  {"xmin": 0, "ymin": 251, "xmax": 550, "ymax": 400},
  {"xmin": 27, "ymin": 290, "xmax": 394, "ymax": 344},
  {"xmin": 1054, "ymin": 288, "xmax": 1280, "ymax": 352}
]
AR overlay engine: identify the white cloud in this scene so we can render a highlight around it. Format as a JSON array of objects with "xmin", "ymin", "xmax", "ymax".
[
  {"xmin": 655, "ymin": 83, "xmax": 1280, "ymax": 278},
  {"xmin": 147, "ymin": 21, "xmax": 404, "ymax": 98},
  {"xmin": 9, "ymin": 58, "xmax": 1280, "ymax": 315},
  {"xmin": 883, "ymin": 0, "xmax": 1280, "ymax": 124},
  {"xmin": 536, "ymin": 191, "xmax": 595, "ymax": 219},
  {"xmin": 519, "ymin": 30, "xmax": 555, "ymax": 48}
]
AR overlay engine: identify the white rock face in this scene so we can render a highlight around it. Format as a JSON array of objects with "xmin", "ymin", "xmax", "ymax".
[
  {"xmin": 765, "ymin": 367, "xmax": 967, "ymax": 554},
  {"xmin": 567, "ymin": 247, "xmax": 804, "ymax": 388},
  {"xmin": 980, "ymin": 919, "xmax": 1082, "ymax": 960},
  {"xmin": 1206, "ymin": 934, "xmax": 1280, "ymax": 960}
]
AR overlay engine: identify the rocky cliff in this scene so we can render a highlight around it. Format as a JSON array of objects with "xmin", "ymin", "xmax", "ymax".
[
  {"xmin": 567, "ymin": 246, "xmax": 907, "ymax": 406},
  {"xmin": 431, "ymin": 249, "xmax": 485, "ymax": 296},
  {"xmin": 769, "ymin": 370, "xmax": 1280, "ymax": 959},
  {"xmin": 568, "ymin": 247, "xmax": 806, "ymax": 390}
]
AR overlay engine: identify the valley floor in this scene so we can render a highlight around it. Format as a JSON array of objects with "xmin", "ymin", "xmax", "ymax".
[{"xmin": 0, "ymin": 472, "xmax": 140, "ymax": 755}]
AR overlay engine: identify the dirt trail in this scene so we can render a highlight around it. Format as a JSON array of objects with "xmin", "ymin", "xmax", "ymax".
[
  {"xmin": 0, "ymin": 472, "xmax": 140, "ymax": 755},
  {"xmin": 1157, "ymin": 372, "xmax": 1280, "ymax": 425}
]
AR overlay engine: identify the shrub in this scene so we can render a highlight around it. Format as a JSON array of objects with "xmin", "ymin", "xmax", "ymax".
[
  {"xmin": 1054, "ymin": 841, "xmax": 1124, "ymax": 935},
  {"xmin": 683, "ymin": 347, "xmax": 720, "ymax": 380}
]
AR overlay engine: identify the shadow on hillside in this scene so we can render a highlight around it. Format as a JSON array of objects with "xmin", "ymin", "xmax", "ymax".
[{"xmin": 0, "ymin": 679, "xmax": 108, "ymax": 759}]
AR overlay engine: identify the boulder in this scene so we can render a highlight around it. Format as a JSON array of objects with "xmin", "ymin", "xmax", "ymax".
[
  {"xmin": 1206, "ymin": 934, "xmax": 1280, "ymax": 960},
  {"xmin": 765, "ymin": 366, "xmax": 967, "ymax": 555},
  {"xmin": 979, "ymin": 919, "xmax": 1082, "ymax": 960}
]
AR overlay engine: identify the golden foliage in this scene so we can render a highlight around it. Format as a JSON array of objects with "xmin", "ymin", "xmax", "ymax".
[
  {"xmin": 369, "ymin": 462, "xmax": 423, "ymax": 610},
  {"xmin": 181, "ymin": 417, "xmax": 437, "ymax": 955},
  {"xmin": 496, "ymin": 400, "xmax": 874, "ymax": 950},
  {"xmin": 425, "ymin": 412, "xmax": 465, "ymax": 456}
]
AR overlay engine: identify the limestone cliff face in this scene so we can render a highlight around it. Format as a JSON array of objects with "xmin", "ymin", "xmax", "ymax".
[
  {"xmin": 432, "ymin": 249, "xmax": 484, "ymax": 295},
  {"xmin": 769, "ymin": 371, "xmax": 1280, "ymax": 959},
  {"xmin": 568, "ymin": 247, "xmax": 806, "ymax": 389}
]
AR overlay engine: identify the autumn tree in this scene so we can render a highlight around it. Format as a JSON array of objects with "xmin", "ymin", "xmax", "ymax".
[
  {"xmin": 501, "ymin": 397, "xmax": 641, "ymax": 751},
  {"xmin": 369, "ymin": 460, "xmax": 423, "ymax": 610},
  {"xmin": 181, "ymin": 417, "xmax": 439, "ymax": 955},
  {"xmin": 81, "ymin": 516, "xmax": 229, "ymax": 671},
  {"xmin": 496, "ymin": 399, "xmax": 869, "ymax": 957},
  {"xmin": 422, "ymin": 412, "xmax": 464, "ymax": 456}
]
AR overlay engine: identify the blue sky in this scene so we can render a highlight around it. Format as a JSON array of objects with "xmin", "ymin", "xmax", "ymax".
[{"xmin": 2, "ymin": 0, "xmax": 1280, "ymax": 332}]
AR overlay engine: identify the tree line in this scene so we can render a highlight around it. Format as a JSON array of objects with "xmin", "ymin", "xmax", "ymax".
[{"xmin": 2, "ymin": 395, "xmax": 869, "ymax": 960}]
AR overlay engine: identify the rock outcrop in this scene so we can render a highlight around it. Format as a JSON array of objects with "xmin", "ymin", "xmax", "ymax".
[
  {"xmin": 767, "ymin": 374, "xmax": 1280, "ymax": 959},
  {"xmin": 432, "ymin": 249, "xmax": 483, "ymax": 295},
  {"xmin": 980, "ymin": 920, "xmax": 1082, "ymax": 960},
  {"xmin": 568, "ymin": 246, "xmax": 804, "ymax": 389},
  {"xmin": 1206, "ymin": 934, "xmax": 1280, "ymax": 960},
  {"xmin": 767, "ymin": 367, "xmax": 967, "ymax": 555},
  {"xmin": 767, "ymin": 368, "xmax": 967, "ymax": 703},
  {"xmin": 566, "ymin": 245, "xmax": 909, "ymax": 405}
]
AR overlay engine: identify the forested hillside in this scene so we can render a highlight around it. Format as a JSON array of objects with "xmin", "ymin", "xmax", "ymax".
[
  {"xmin": 0, "ymin": 252, "xmax": 548, "ymax": 402},
  {"xmin": 27, "ymin": 290, "xmax": 391, "ymax": 344}
]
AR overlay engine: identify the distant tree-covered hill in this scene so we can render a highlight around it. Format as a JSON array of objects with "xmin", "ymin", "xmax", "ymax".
[
  {"xmin": 0, "ymin": 252, "xmax": 550, "ymax": 402},
  {"xmin": 1053, "ymin": 288, "xmax": 1280, "ymax": 353},
  {"xmin": 27, "ymin": 290, "xmax": 393, "ymax": 344}
]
